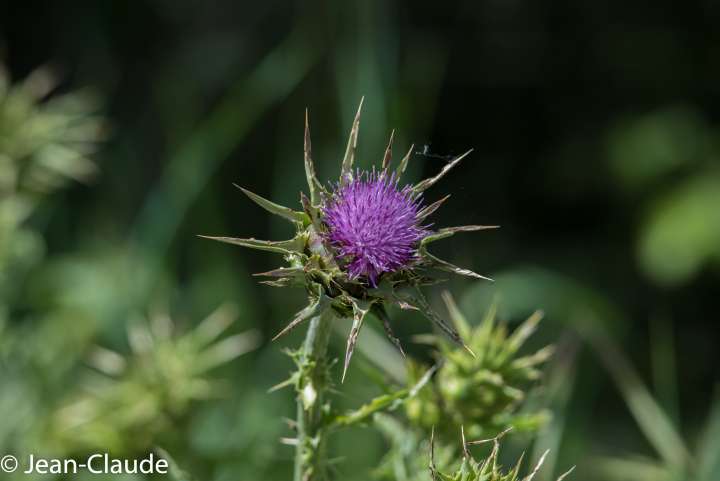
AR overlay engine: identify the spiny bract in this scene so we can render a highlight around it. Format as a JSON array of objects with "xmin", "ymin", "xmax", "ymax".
[{"xmin": 202, "ymin": 99, "xmax": 497, "ymax": 380}]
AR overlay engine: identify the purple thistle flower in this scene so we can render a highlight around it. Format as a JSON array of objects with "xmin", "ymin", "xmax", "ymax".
[{"xmin": 323, "ymin": 171, "xmax": 428, "ymax": 285}]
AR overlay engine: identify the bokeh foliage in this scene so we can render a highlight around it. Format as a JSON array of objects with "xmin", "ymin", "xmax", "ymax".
[{"xmin": 1, "ymin": 1, "xmax": 719, "ymax": 480}]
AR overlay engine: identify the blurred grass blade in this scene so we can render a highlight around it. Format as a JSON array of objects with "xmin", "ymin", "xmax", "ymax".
[
  {"xmin": 697, "ymin": 394, "xmax": 720, "ymax": 481},
  {"xmin": 649, "ymin": 313, "xmax": 679, "ymax": 423},
  {"xmin": 595, "ymin": 456, "xmax": 672, "ymax": 481},
  {"xmin": 584, "ymin": 326, "xmax": 690, "ymax": 468}
]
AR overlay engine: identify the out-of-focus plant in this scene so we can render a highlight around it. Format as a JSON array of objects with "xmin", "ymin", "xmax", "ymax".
[
  {"xmin": 406, "ymin": 293, "xmax": 552, "ymax": 442},
  {"xmin": 585, "ymin": 323, "xmax": 720, "ymax": 481},
  {"xmin": 606, "ymin": 107, "xmax": 720, "ymax": 286},
  {"xmin": 0, "ymin": 62, "xmax": 108, "ymax": 464},
  {"xmin": 374, "ymin": 293, "xmax": 553, "ymax": 481},
  {"xmin": 202, "ymin": 101, "xmax": 498, "ymax": 481},
  {"xmin": 429, "ymin": 428, "xmax": 574, "ymax": 481},
  {"xmin": 47, "ymin": 304, "xmax": 260, "ymax": 455},
  {"xmin": 0, "ymin": 63, "xmax": 105, "ymax": 303}
]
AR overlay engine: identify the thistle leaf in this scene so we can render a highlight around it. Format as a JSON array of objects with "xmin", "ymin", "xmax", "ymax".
[
  {"xmin": 304, "ymin": 109, "xmax": 323, "ymax": 205},
  {"xmin": 341, "ymin": 97, "xmax": 364, "ymax": 182},
  {"xmin": 342, "ymin": 298, "xmax": 373, "ymax": 382},
  {"xmin": 414, "ymin": 149, "xmax": 473, "ymax": 192},
  {"xmin": 382, "ymin": 129, "xmax": 395, "ymax": 171},
  {"xmin": 199, "ymin": 235, "xmax": 304, "ymax": 255},
  {"xmin": 234, "ymin": 184, "xmax": 307, "ymax": 223},
  {"xmin": 272, "ymin": 291, "xmax": 329, "ymax": 341},
  {"xmin": 396, "ymin": 143, "xmax": 414, "ymax": 177},
  {"xmin": 331, "ymin": 364, "xmax": 435, "ymax": 427}
]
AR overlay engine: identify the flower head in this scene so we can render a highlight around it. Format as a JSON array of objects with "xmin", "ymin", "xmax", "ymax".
[
  {"xmin": 323, "ymin": 171, "xmax": 427, "ymax": 285},
  {"xmin": 202, "ymin": 99, "xmax": 497, "ymax": 380}
]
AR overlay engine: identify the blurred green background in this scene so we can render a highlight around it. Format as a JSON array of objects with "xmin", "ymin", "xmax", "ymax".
[{"xmin": 1, "ymin": 1, "xmax": 719, "ymax": 480}]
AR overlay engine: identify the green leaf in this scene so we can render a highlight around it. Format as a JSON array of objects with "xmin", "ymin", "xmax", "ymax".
[
  {"xmin": 331, "ymin": 364, "xmax": 435, "ymax": 427},
  {"xmin": 340, "ymin": 97, "xmax": 363, "ymax": 182},
  {"xmin": 585, "ymin": 328, "xmax": 691, "ymax": 469},
  {"xmin": 234, "ymin": 184, "xmax": 307, "ymax": 223},
  {"xmin": 413, "ymin": 149, "xmax": 473, "ymax": 192},
  {"xmin": 421, "ymin": 225, "xmax": 499, "ymax": 246},
  {"xmin": 199, "ymin": 234, "xmax": 305, "ymax": 255}
]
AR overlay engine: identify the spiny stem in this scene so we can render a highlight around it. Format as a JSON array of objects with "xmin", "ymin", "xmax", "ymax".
[{"xmin": 294, "ymin": 308, "xmax": 336, "ymax": 481}]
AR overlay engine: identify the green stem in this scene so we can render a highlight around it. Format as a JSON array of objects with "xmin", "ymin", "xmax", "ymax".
[{"xmin": 294, "ymin": 308, "xmax": 335, "ymax": 481}]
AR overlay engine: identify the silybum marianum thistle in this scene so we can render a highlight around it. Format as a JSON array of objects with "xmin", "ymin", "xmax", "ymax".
[{"xmin": 202, "ymin": 99, "xmax": 497, "ymax": 380}]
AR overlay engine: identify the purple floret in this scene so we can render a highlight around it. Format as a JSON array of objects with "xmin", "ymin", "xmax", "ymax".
[{"xmin": 323, "ymin": 171, "xmax": 428, "ymax": 285}]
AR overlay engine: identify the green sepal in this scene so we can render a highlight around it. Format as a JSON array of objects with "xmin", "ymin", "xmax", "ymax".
[
  {"xmin": 417, "ymin": 194, "xmax": 451, "ymax": 221},
  {"xmin": 396, "ymin": 143, "xmax": 414, "ymax": 177},
  {"xmin": 253, "ymin": 266, "xmax": 306, "ymax": 278},
  {"xmin": 199, "ymin": 234, "xmax": 306, "ymax": 255},
  {"xmin": 304, "ymin": 109, "xmax": 325, "ymax": 205},
  {"xmin": 381, "ymin": 129, "xmax": 395, "ymax": 171},
  {"xmin": 420, "ymin": 250, "xmax": 494, "ymax": 282},
  {"xmin": 234, "ymin": 184, "xmax": 308, "ymax": 224},
  {"xmin": 420, "ymin": 225, "xmax": 499, "ymax": 246},
  {"xmin": 340, "ymin": 98, "xmax": 363, "ymax": 183},
  {"xmin": 414, "ymin": 149, "xmax": 473, "ymax": 193}
]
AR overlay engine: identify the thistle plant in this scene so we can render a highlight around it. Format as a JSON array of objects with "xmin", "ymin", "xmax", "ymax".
[
  {"xmin": 406, "ymin": 293, "xmax": 553, "ymax": 442},
  {"xmin": 0, "ymin": 63, "xmax": 105, "ymax": 305},
  {"xmin": 429, "ymin": 427, "xmax": 574, "ymax": 481},
  {"xmin": 202, "ymin": 100, "xmax": 495, "ymax": 480},
  {"xmin": 48, "ymin": 304, "xmax": 259, "ymax": 455},
  {"xmin": 374, "ymin": 295, "xmax": 554, "ymax": 481}
]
